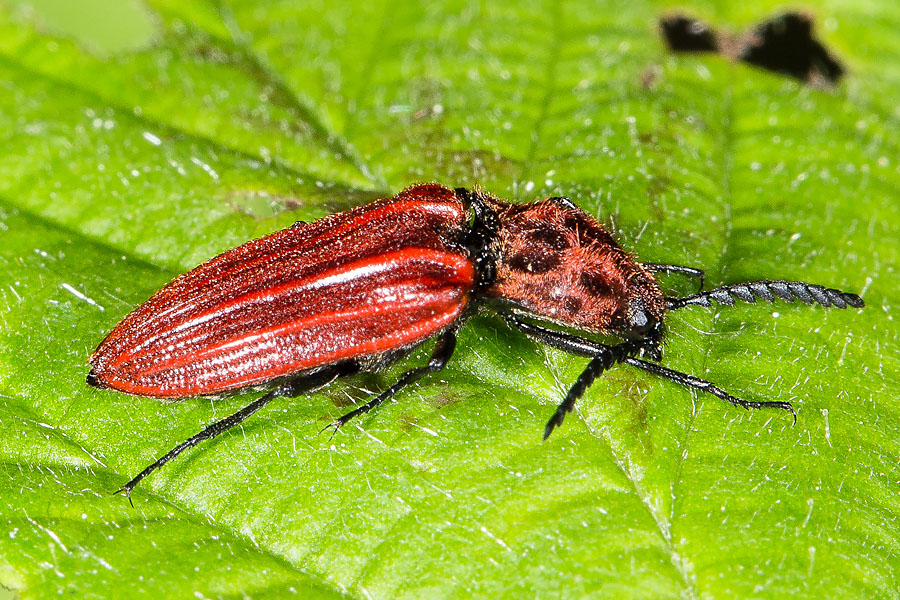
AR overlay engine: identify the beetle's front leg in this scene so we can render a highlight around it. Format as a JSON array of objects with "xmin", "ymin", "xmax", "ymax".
[
  {"xmin": 502, "ymin": 314, "xmax": 645, "ymax": 438},
  {"xmin": 502, "ymin": 313, "xmax": 796, "ymax": 434}
]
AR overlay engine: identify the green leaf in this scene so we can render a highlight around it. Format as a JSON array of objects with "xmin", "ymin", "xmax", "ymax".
[{"xmin": 1, "ymin": 0, "xmax": 897, "ymax": 598}]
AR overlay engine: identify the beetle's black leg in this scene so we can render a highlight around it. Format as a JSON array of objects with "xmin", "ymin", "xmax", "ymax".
[
  {"xmin": 502, "ymin": 313, "xmax": 796, "ymax": 433},
  {"xmin": 503, "ymin": 314, "xmax": 643, "ymax": 359},
  {"xmin": 323, "ymin": 330, "xmax": 458, "ymax": 434},
  {"xmin": 643, "ymin": 263, "xmax": 705, "ymax": 293},
  {"xmin": 667, "ymin": 280, "xmax": 864, "ymax": 311},
  {"xmin": 115, "ymin": 364, "xmax": 350, "ymax": 502},
  {"xmin": 502, "ymin": 314, "xmax": 645, "ymax": 438},
  {"xmin": 545, "ymin": 347, "xmax": 640, "ymax": 439},
  {"xmin": 626, "ymin": 357, "xmax": 796, "ymax": 423}
]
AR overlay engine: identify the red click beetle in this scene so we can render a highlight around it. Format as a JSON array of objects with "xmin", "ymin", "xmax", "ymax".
[{"xmin": 88, "ymin": 184, "xmax": 864, "ymax": 498}]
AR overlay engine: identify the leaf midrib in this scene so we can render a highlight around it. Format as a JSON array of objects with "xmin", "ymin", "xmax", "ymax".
[{"xmin": 512, "ymin": 5, "xmax": 706, "ymax": 597}]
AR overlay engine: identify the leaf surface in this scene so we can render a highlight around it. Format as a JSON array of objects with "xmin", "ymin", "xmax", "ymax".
[{"xmin": 0, "ymin": 0, "xmax": 897, "ymax": 598}]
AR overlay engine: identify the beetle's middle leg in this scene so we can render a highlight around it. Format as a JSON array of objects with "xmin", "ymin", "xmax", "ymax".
[{"xmin": 323, "ymin": 329, "xmax": 458, "ymax": 434}]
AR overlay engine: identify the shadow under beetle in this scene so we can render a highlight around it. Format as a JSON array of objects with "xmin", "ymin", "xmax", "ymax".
[{"xmin": 86, "ymin": 184, "xmax": 864, "ymax": 499}]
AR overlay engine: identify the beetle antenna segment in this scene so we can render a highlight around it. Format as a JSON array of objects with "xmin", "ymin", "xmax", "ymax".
[
  {"xmin": 666, "ymin": 280, "xmax": 864, "ymax": 311},
  {"xmin": 643, "ymin": 263, "xmax": 706, "ymax": 293},
  {"xmin": 116, "ymin": 365, "xmax": 348, "ymax": 499},
  {"xmin": 322, "ymin": 330, "xmax": 458, "ymax": 435},
  {"xmin": 625, "ymin": 357, "xmax": 797, "ymax": 424}
]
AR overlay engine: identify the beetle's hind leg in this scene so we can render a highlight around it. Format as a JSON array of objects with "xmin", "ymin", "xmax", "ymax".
[
  {"xmin": 115, "ymin": 364, "xmax": 353, "ymax": 502},
  {"xmin": 323, "ymin": 329, "xmax": 458, "ymax": 435}
]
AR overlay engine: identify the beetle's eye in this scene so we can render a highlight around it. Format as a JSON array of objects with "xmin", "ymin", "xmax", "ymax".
[{"xmin": 628, "ymin": 297, "xmax": 655, "ymax": 334}]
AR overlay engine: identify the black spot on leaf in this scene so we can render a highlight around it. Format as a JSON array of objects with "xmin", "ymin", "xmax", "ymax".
[
  {"xmin": 660, "ymin": 15, "xmax": 718, "ymax": 52},
  {"xmin": 659, "ymin": 11, "xmax": 844, "ymax": 86}
]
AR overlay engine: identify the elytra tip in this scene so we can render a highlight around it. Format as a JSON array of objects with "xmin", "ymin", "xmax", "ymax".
[{"xmin": 86, "ymin": 368, "xmax": 108, "ymax": 389}]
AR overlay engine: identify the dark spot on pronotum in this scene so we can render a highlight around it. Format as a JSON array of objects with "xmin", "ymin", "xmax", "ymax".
[
  {"xmin": 580, "ymin": 271, "xmax": 612, "ymax": 296},
  {"xmin": 526, "ymin": 227, "xmax": 570, "ymax": 251},
  {"xmin": 659, "ymin": 11, "xmax": 844, "ymax": 86},
  {"xmin": 562, "ymin": 215, "xmax": 580, "ymax": 231},
  {"xmin": 508, "ymin": 250, "xmax": 561, "ymax": 274},
  {"xmin": 660, "ymin": 15, "xmax": 718, "ymax": 52}
]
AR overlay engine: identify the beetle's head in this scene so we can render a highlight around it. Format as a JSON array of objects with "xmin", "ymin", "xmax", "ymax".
[{"xmin": 482, "ymin": 195, "xmax": 665, "ymax": 338}]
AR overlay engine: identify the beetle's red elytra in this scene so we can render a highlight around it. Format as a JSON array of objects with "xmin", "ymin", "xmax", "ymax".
[
  {"xmin": 89, "ymin": 185, "xmax": 474, "ymax": 397},
  {"xmin": 88, "ymin": 184, "xmax": 864, "ymax": 499}
]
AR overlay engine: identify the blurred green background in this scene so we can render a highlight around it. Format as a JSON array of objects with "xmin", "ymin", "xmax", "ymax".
[{"xmin": 0, "ymin": 0, "xmax": 897, "ymax": 598}]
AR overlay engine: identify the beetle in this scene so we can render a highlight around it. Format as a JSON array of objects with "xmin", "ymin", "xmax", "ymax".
[{"xmin": 88, "ymin": 183, "xmax": 864, "ymax": 498}]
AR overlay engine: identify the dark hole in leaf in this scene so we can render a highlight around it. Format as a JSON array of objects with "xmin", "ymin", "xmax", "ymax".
[
  {"xmin": 740, "ymin": 13, "xmax": 844, "ymax": 86},
  {"xmin": 659, "ymin": 11, "xmax": 844, "ymax": 87},
  {"xmin": 660, "ymin": 15, "xmax": 718, "ymax": 52}
]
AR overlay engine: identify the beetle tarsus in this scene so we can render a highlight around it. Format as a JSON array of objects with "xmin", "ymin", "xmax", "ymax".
[
  {"xmin": 319, "ymin": 420, "xmax": 344, "ymax": 440},
  {"xmin": 112, "ymin": 485, "xmax": 135, "ymax": 508},
  {"xmin": 319, "ymin": 399, "xmax": 378, "ymax": 438},
  {"xmin": 327, "ymin": 388, "xmax": 399, "ymax": 431}
]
